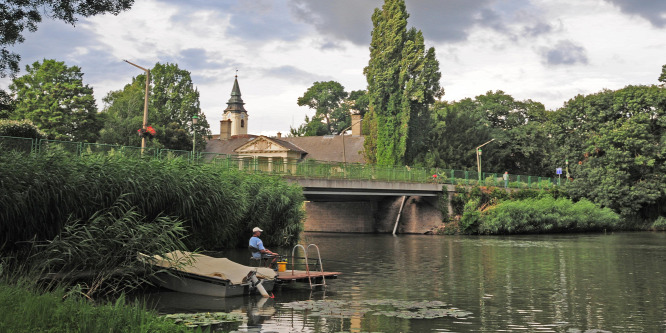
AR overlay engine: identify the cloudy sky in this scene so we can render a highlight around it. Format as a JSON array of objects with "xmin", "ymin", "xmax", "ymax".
[{"xmin": 2, "ymin": 0, "xmax": 665, "ymax": 135}]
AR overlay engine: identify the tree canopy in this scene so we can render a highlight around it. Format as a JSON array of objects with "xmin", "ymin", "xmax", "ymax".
[
  {"xmin": 8, "ymin": 59, "xmax": 101, "ymax": 141},
  {"xmin": 1, "ymin": 0, "xmax": 134, "ymax": 77},
  {"xmin": 99, "ymin": 62, "xmax": 210, "ymax": 150}
]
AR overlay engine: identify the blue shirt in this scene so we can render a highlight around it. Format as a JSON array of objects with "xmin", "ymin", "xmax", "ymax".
[{"xmin": 249, "ymin": 236, "xmax": 265, "ymax": 259}]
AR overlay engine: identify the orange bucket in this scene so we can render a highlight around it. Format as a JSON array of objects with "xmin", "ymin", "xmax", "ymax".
[{"xmin": 277, "ymin": 261, "xmax": 287, "ymax": 272}]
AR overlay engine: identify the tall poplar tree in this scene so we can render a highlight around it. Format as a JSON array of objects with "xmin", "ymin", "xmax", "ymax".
[{"xmin": 363, "ymin": 0, "xmax": 443, "ymax": 166}]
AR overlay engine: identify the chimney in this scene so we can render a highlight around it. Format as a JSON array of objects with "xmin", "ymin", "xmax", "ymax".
[
  {"xmin": 220, "ymin": 119, "xmax": 232, "ymax": 140},
  {"xmin": 277, "ymin": 132, "xmax": 282, "ymax": 138},
  {"xmin": 351, "ymin": 113, "xmax": 362, "ymax": 136}
]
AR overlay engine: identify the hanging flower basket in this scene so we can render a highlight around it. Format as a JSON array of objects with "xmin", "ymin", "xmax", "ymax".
[{"xmin": 137, "ymin": 126, "xmax": 157, "ymax": 139}]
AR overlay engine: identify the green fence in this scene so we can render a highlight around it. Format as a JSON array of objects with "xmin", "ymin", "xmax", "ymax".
[{"xmin": 0, "ymin": 136, "xmax": 557, "ymax": 188}]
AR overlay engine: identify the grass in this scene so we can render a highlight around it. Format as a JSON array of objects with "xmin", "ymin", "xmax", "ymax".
[{"xmin": 0, "ymin": 281, "xmax": 208, "ymax": 333}]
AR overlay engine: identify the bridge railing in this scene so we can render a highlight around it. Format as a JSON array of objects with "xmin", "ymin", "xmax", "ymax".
[{"xmin": 0, "ymin": 136, "xmax": 556, "ymax": 188}]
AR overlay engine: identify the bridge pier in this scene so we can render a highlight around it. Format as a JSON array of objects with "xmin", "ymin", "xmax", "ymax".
[{"xmin": 302, "ymin": 195, "xmax": 448, "ymax": 234}]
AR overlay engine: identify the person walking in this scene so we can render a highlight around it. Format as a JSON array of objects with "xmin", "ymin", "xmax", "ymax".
[{"xmin": 503, "ymin": 171, "xmax": 509, "ymax": 188}]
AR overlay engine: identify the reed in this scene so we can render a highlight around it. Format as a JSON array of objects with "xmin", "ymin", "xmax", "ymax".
[
  {"xmin": 28, "ymin": 200, "xmax": 189, "ymax": 298},
  {"xmin": 0, "ymin": 151, "xmax": 305, "ymax": 252}
]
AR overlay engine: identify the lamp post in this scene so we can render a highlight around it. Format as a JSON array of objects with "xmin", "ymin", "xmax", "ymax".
[
  {"xmin": 192, "ymin": 114, "xmax": 199, "ymax": 157},
  {"xmin": 475, "ymin": 139, "xmax": 495, "ymax": 181},
  {"xmin": 123, "ymin": 60, "xmax": 150, "ymax": 151}
]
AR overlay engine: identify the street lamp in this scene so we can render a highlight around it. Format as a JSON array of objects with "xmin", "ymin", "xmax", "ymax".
[
  {"xmin": 192, "ymin": 114, "xmax": 199, "ymax": 156},
  {"xmin": 475, "ymin": 139, "xmax": 495, "ymax": 181},
  {"xmin": 123, "ymin": 60, "xmax": 150, "ymax": 151}
]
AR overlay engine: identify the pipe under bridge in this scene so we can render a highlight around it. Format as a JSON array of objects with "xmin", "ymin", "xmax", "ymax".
[{"xmin": 285, "ymin": 178, "xmax": 455, "ymax": 234}]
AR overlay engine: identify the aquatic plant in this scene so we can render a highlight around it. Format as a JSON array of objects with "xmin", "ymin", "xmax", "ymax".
[
  {"xmin": 280, "ymin": 299, "xmax": 472, "ymax": 320},
  {"xmin": 164, "ymin": 312, "xmax": 243, "ymax": 328}
]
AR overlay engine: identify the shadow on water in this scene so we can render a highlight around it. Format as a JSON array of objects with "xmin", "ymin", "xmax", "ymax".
[{"xmin": 137, "ymin": 232, "xmax": 666, "ymax": 333}]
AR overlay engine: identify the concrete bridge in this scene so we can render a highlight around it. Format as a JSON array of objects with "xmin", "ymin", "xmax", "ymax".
[{"xmin": 285, "ymin": 178, "xmax": 457, "ymax": 234}]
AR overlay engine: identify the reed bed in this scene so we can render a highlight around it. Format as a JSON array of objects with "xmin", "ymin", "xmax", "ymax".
[{"xmin": 0, "ymin": 151, "xmax": 305, "ymax": 252}]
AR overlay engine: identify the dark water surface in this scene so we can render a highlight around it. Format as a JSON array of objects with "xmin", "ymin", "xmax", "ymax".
[{"xmin": 143, "ymin": 232, "xmax": 666, "ymax": 332}]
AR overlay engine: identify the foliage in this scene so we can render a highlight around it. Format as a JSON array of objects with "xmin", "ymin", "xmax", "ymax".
[
  {"xmin": 0, "ymin": 282, "xmax": 203, "ymax": 333},
  {"xmin": 477, "ymin": 197, "xmax": 620, "ymax": 234},
  {"xmin": 0, "ymin": 89, "xmax": 12, "ymax": 118},
  {"xmin": 0, "ymin": 151, "xmax": 305, "ymax": 252},
  {"xmin": 100, "ymin": 62, "xmax": 211, "ymax": 150},
  {"xmin": 0, "ymin": 119, "xmax": 45, "ymax": 139},
  {"xmin": 419, "ymin": 91, "xmax": 552, "ymax": 175},
  {"xmin": 652, "ymin": 216, "xmax": 666, "ymax": 231},
  {"xmin": 8, "ymin": 59, "xmax": 101, "ymax": 141},
  {"xmin": 295, "ymin": 81, "xmax": 349, "ymax": 135},
  {"xmin": 0, "ymin": 0, "xmax": 134, "ymax": 77},
  {"xmin": 30, "ymin": 200, "xmax": 189, "ymax": 298},
  {"xmin": 289, "ymin": 115, "xmax": 329, "ymax": 137},
  {"xmin": 364, "ymin": 0, "xmax": 443, "ymax": 166},
  {"xmin": 551, "ymin": 85, "xmax": 666, "ymax": 220},
  {"xmin": 659, "ymin": 64, "xmax": 666, "ymax": 84}
]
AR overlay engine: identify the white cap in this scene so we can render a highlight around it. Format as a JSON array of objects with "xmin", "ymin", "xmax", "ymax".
[{"xmin": 252, "ymin": 227, "xmax": 263, "ymax": 233}]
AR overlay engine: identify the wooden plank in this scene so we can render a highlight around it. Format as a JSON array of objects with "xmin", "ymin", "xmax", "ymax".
[{"xmin": 276, "ymin": 270, "xmax": 340, "ymax": 281}]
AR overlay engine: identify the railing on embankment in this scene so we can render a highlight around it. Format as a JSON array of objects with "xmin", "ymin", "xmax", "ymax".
[{"xmin": 0, "ymin": 136, "xmax": 558, "ymax": 189}]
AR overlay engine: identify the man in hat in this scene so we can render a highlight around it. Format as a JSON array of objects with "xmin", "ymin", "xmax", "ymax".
[{"xmin": 249, "ymin": 227, "xmax": 278, "ymax": 267}]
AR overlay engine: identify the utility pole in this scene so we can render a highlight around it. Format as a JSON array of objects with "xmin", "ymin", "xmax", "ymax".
[
  {"xmin": 124, "ymin": 60, "xmax": 150, "ymax": 152},
  {"xmin": 475, "ymin": 139, "xmax": 495, "ymax": 181}
]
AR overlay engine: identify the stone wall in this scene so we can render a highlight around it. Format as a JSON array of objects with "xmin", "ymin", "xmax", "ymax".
[{"xmin": 303, "ymin": 195, "xmax": 444, "ymax": 234}]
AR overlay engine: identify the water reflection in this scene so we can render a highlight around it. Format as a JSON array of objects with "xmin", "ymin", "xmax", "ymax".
[{"xmin": 141, "ymin": 232, "xmax": 666, "ymax": 332}]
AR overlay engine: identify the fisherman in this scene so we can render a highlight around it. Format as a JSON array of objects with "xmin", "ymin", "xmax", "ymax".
[{"xmin": 249, "ymin": 227, "xmax": 279, "ymax": 267}]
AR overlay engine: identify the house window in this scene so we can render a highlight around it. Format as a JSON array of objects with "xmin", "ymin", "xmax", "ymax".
[{"xmin": 241, "ymin": 120, "xmax": 245, "ymax": 128}]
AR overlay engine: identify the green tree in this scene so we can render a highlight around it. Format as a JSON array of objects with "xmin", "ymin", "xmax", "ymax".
[
  {"xmin": 363, "ymin": 0, "xmax": 443, "ymax": 166},
  {"xmin": 418, "ymin": 91, "xmax": 553, "ymax": 175},
  {"xmin": 0, "ymin": 89, "xmax": 12, "ymax": 119},
  {"xmin": 551, "ymin": 85, "xmax": 666, "ymax": 221},
  {"xmin": 659, "ymin": 64, "xmax": 666, "ymax": 84},
  {"xmin": 100, "ymin": 62, "xmax": 210, "ymax": 150},
  {"xmin": 289, "ymin": 115, "xmax": 329, "ymax": 137},
  {"xmin": 296, "ymin": 81, "xmax": 349, "ymax": 135},
  {"xmin": 9, "ymin": 59, "xmax": 101, "ymax": 141},
  {"xmin": 1, "ymin": 0, "xmax": 134, "ymax": 77}
]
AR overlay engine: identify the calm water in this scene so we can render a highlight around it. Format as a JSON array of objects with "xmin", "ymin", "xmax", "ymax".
[{"xmin": 143, "ymin": 232, "xmax": 666, "ymax": 332}]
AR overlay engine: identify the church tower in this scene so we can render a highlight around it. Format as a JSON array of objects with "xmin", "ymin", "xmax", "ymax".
[{"xmin": 221, "ymin": 75, "xmax": 248, "ymax": 137}]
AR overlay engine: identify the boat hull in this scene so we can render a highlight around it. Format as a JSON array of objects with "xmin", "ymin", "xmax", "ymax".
[{"xmin": 153, "ymin": 271, "xmax": 275, "ymax": 297}]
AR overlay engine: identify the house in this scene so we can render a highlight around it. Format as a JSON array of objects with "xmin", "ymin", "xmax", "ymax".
[{"xmin": 204, "ymin": 76, "xmax": 365, "ymax": 167}]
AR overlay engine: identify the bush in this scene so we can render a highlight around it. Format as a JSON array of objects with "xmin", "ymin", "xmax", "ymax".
[
  {"xmin": 477, "ymin": 197, "xmax": 620, "ymax": 234},
  {"xmin": 652, "ymin": 216, "xmax": 666, "ymax": 231},
  {"xmin": 0, "ymin": 119, "xmax": 45, "ymax": 139}
]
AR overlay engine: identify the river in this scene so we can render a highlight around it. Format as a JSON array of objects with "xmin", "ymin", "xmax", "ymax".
[{"xmin": 143, "ymin": 232, "xmax": 666, "ymax": 332}]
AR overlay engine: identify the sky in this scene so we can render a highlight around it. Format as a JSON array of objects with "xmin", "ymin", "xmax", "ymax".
[{"xmin": 2, "ymin": 0, "xmax": 665, "ymax": 135}]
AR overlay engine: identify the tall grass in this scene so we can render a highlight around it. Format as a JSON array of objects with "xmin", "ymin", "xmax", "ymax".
[
  {"xmin": 29, "ymin": 200, "xmax": 189, "ymax": 298},
  {"xmin": 0, "ymin": 151, "xmax": 305, "ymax": 252},
  {"xmin": 0, "ymin": 281, "xmax": 206, "ymax": 333}
]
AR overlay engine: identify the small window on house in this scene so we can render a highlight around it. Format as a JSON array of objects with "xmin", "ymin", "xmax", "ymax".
[{"xmin": 241, "ymin": 120, "xmax": 245, "ymax": 128}]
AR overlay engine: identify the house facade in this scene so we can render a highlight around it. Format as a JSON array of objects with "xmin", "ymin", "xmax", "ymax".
[{"xmin": 204, "ymin": 77, "xmax": 365, "ymax": 166}]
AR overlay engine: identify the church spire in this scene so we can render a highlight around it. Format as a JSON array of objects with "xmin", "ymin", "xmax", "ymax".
[{"xmin": 224, "ymin": 75, "xmax": 247, "ymax": 113}]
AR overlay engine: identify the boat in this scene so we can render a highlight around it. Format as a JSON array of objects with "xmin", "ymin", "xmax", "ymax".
[{"xmin": 139, "ymin": 251, "xmax": 277, "ymax": 298}]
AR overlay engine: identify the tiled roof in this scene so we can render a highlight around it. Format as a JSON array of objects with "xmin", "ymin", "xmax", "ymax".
[{"xmin": 279, "ymin": 135, "xmax": 365, "ymax": 163}]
